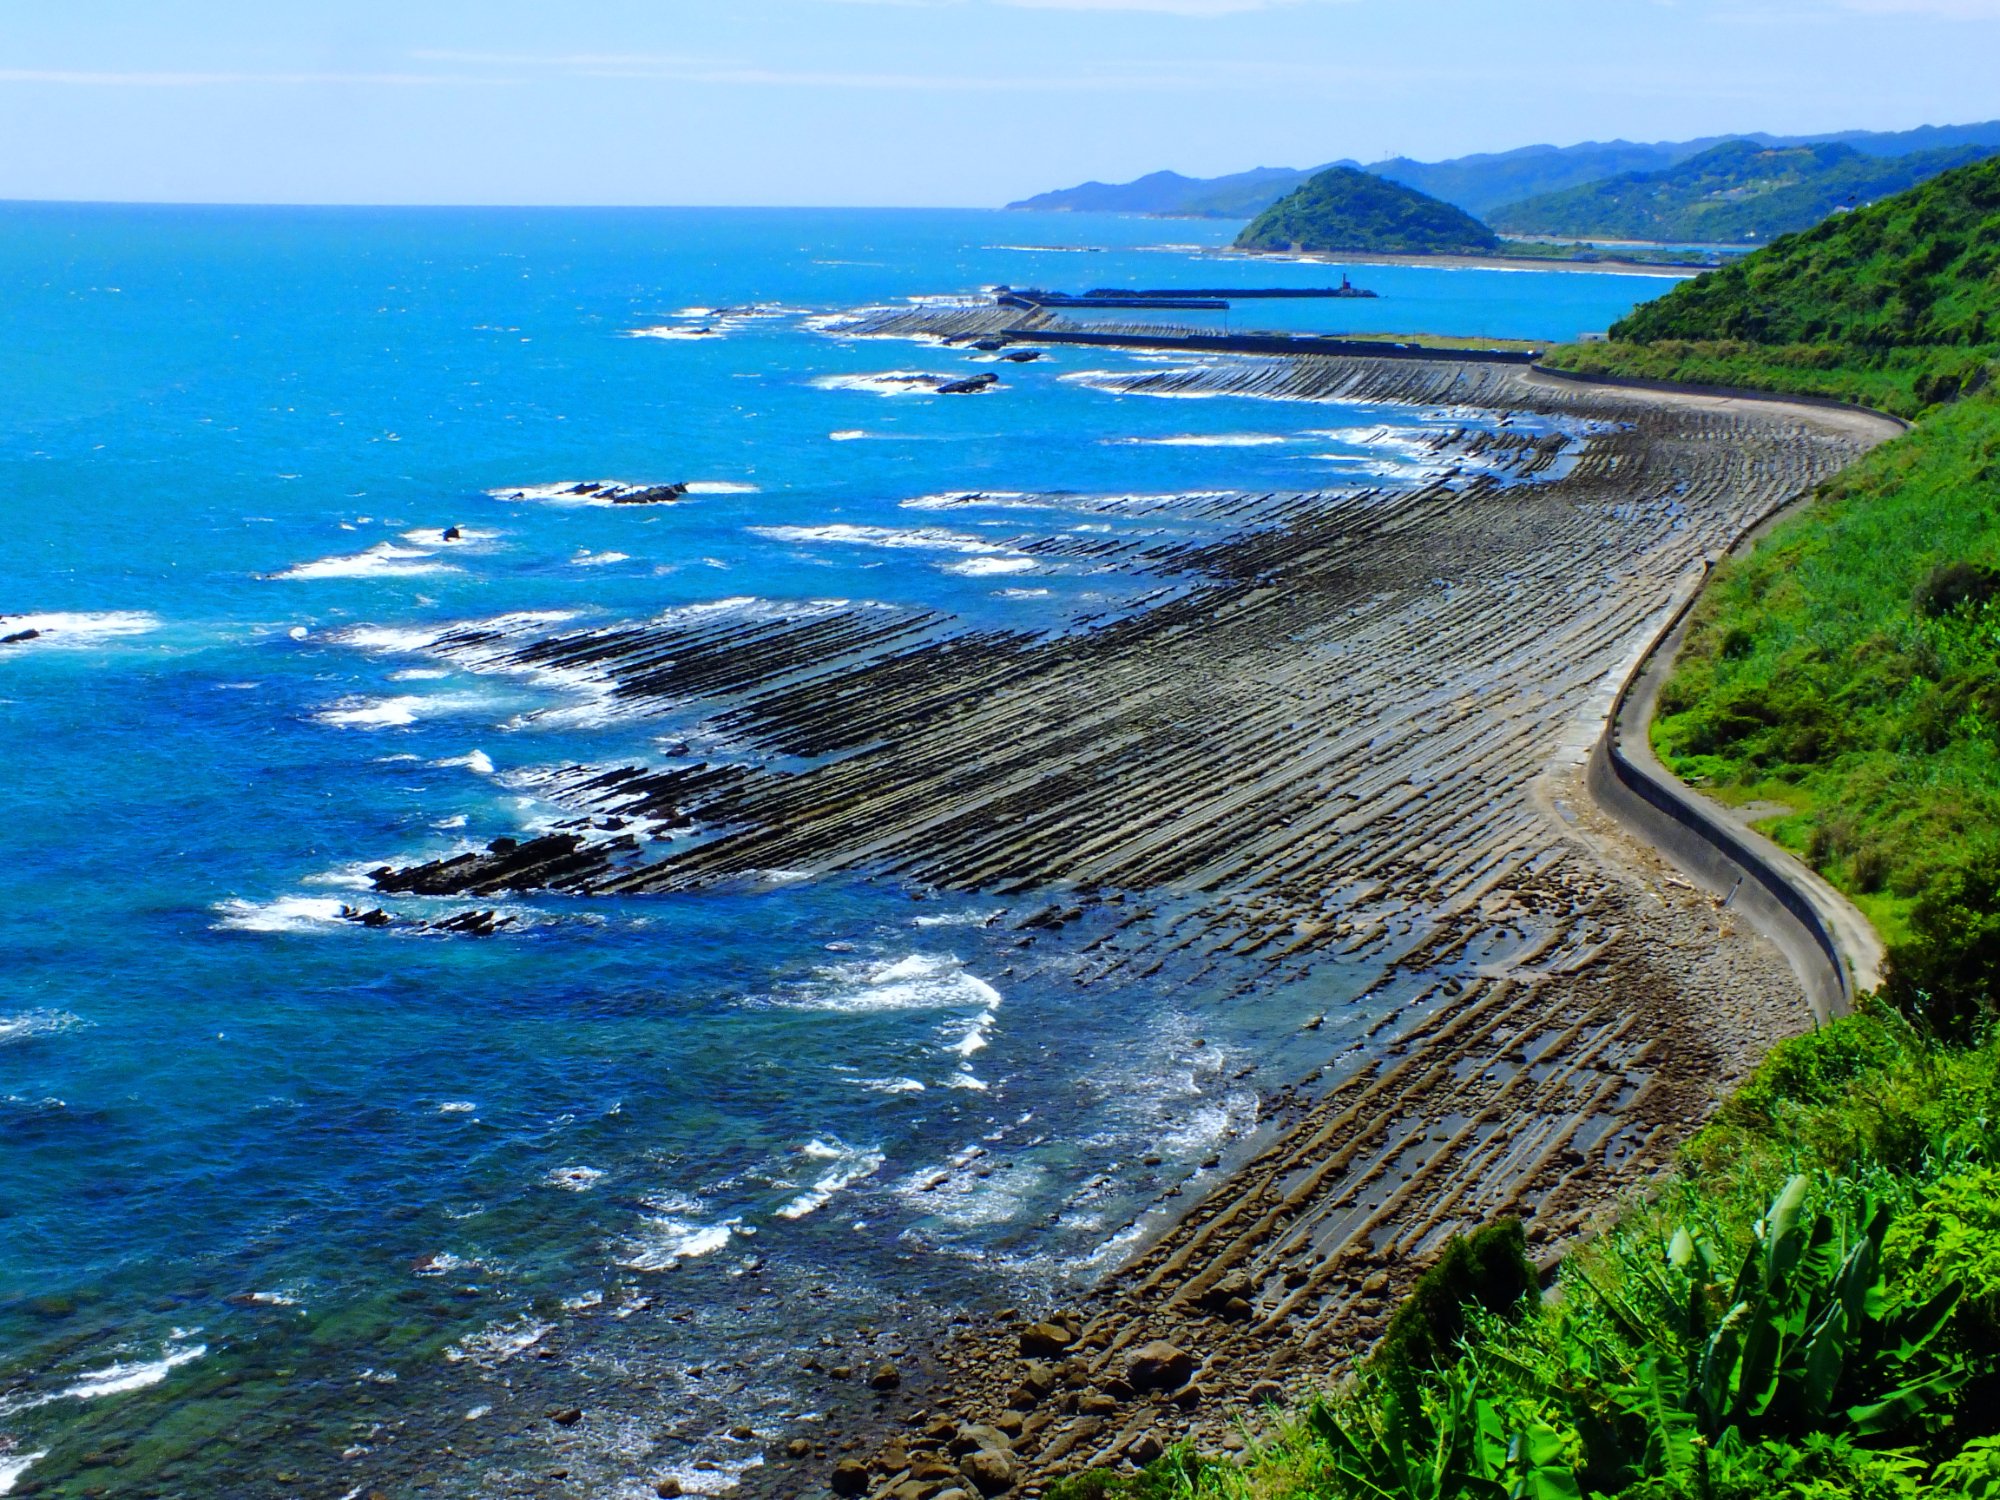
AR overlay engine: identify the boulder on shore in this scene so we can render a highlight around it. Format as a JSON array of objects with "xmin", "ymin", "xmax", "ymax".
[
  {"xmin": 1125, "ymin": 1340, "xmax": 1196, "ymax": 1393},
  {"xmin": 1017, "ymin": 1322, "xmax": 1076, "ymax": 1358},
  {"xmin": 961, "ymin": 1447, "xmax": 1018, "ymax": 1496}
]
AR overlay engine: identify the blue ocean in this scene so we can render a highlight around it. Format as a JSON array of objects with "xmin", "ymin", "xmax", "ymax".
[{"xmin": 0, "ymin": 205, "xmax": 1666, "ymax": 1498}]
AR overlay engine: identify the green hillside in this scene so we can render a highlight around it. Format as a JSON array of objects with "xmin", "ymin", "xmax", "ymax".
[
  {"xmin": 1235, "ymin": 167, "xmax": 1500, "ymax": 255},
  {"xmin": 1614, "ymin": 154, "xmax": 2000, "ymax": 349},
  {"xmin": 1492, "ymin": 139, "xmax": 1994, "ymax": 245},
  {"xmin": 1546, "ymin": 153, "xmax": 2000, "ymax": 413}
]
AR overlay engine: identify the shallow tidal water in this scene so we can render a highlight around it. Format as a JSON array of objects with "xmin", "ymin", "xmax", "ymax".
[{"xmin": 0, "ymin": 205, "xmax": 1667, "ymax": 1497}]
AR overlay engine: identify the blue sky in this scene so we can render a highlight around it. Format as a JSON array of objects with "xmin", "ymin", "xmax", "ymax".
[{"xmin": 0, "ymin": 0, "xmax": 1995, "ymax": 205}]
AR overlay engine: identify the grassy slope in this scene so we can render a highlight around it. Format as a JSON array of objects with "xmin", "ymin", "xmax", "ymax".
[
  {"xmin": 1490, "ymin": 139, "xmax": 1993, "ymax": 246},
  {"xmin": 1544, "ymin": 156, "xmax": 2000, "ymax": 934},
  {"xmin": 1651, "ymin": 396, "xmax": 2000, "ymax": 944},
  {"xmin": 1237, "ymin": 167, "xmax": 1501, "ymax": 255},
  {"xmin": 1543, "ymin": 153, "xmax": 2000, "ymax": 417}
]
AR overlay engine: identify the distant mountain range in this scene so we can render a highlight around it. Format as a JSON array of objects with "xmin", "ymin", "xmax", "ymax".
[
  {"xmin": 1008, "ymin": 119, "xmax": 2000, "ymax": 224},
  {"xmin": 1489, "ymin": 139, "xmax": 2000, "ymax": 245}
]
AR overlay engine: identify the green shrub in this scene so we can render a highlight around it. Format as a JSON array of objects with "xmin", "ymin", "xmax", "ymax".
[
  {"xmin": 1915, "ymin": 562, "xmax": 2000, "ymax": 618},
  {"xmin": 1371, "ymin": 1220, "xmax": 1538, "ymax": 1382},
  {"xmin": 1885, "ymin": 850, "xmax": 2000, "ymax": 1038},
  {"xmin": 1886, "ymin": 1168, "xmax": 2000, "ymax": 1347},
  {"xmin": 1937, "ymin": 1434, "xmax": 2000, "ymax": 1498}
]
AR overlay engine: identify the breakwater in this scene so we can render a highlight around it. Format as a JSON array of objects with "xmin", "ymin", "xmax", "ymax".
[{"xmin": 1004, "ymin": 328, "xmax": 1539, "ymax": 363}]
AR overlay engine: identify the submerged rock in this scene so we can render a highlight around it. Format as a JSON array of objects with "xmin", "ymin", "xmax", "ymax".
[{"xmin": 611, "ymin": 483, "xmax": 691, "ymax": 505}]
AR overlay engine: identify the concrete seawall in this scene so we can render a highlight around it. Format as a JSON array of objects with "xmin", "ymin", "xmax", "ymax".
[
  {"xmin": 1589, "ymin": 627, "xmax": 1854, "ymax": 1022},
  {"xmin": 1575, "ymin": 378, "xmax": 1903, "ymax": 1022}
]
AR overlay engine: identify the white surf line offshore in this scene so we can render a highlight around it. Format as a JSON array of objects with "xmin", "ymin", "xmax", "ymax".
[
  {"xmin": 0, "ymin": 611, "xmax": 161, "ymax": 645},
  {"xmin": 0, "ymin": 1339, "xmax": 208, "ymax": 1422},
  {"xmin": 775, "ymin": 1138, "xmax": 888, "ymax": 1221},
  {"xmin": 269, "ymin": 542, "xmax": 457, "ymax": 582},
  {"xmin": 752, "ymin": 525, "xmax": 1041, "ymax": 575}
]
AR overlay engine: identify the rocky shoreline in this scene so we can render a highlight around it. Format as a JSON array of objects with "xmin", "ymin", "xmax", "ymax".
[{"xmin": 333, "ymin": 312, "xmax": 1903, "ymax": 1500}]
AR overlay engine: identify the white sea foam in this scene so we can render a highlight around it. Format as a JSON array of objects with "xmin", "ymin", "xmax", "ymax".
[
  {"xmin": 434, "ymin": 750, "xmax": 496, "ymax": 775},
  {"xmin": 779, "ymin": 953, "xmax": 1004, "ymax": 1015},
  {"xmin": 812, "ymin": 371, "xmax": 939, "ymax": 396},
  {"xmin": 898, "ymin": 1153, "xmax": 1036, "ymax": 1227},
  {"xmin": 401, "ymin": 526, "xmax": 499, "ymax": 547},
  {"xmin": 271, "ymin": 542, "xmax": 456, "ymax": 582},
  {"xmin": 684, "ymin": 481, "xmax": 760, "ymax": 495},
  {"xmin": 998, "ymin": 587, "xmax": 1053, "ymax": 599},
  {"xmin": 860, "ymin": 1077, "xmax": 927, "ymax": 1094},
  {"xmin": 899, "ymin": 489, "xmax": 1031, "ymax": 511},
  {"xmin": 444, "ymin": 1317, "xmax": 551, "ymax": 1366},
  {"xmin": 570, "ymin": 549, "xmax": 632, "ymax": 567},
  {"xmin": 487, "ymin": 480, "xmax": 701, "ymax": 508},
  {"xmin": 943, "ymin": 556, "xmax": 1037, "ymax": 577},
  {"xmin": 0, "ymin": 1342, "xmax": 207, "ymax": 1418},
  {"xmin": 327, "ymin": 624, "xmax": 442, "ymax": 655},
  {"xmin": 314, "ymin": 691, "xmax": 492, "ymax": 729},
  {"xmin": 617, "ymin": 1195, "xmax": 739, "ymax": 1271},
  {"xmin": 812, "ymin": 370, "xmax": 998, "ymax": 397},
  {"xmin": 544, "ymin": 1165, "xmax": 605, "ymax": 1193},
  {"xmin": 332, "ymin": 610, "xmax": 582, "ymax": 666},
  {"xmin": 438, "ymin": 1100, "xmax": 477, "ymax": 1114},
  {"xmin": 749, "ymin": 524, "xmax": 1015, "ymax": 558},
  {"xmin": 829, "ymin": 429, "xmax": 869, "ymax": 442},
  {"xmin": 0, "ymin": 1453, "xmax": 46, "ymax": 1495},
  {"xmin": 0, "ymin": 611, "xmax": 160, "ymax": 645},
  {"xmin": 650, "ymin": 1455, "xmax": 766, "ymax": 1498},
  {"xmin": 911, "ymin": 909, "xmax": 1001, "ymax": 929},
  {"xmin": 1110, "ymin": 433, "xmax": 1290, "ymax": 448},
  {"xmin": 627, "ymin": 303, "xmax": 800, "ymax": 341},
  {"xmin": 213, "ymin": 896, "xmax": 351, "ymax": 934},
  {"xmin": 414, "ymin": 1251, "xmax": 484, "ymax": 1277},
  {"xmin": 950, "ymin": 1011, "xmax": 997, "ymax": 1058},
  {"xmin": 0, "ymin": 1010, "xmax": 89, "ymax": 1046},
  {"xmin": 776, "ymin": 1138, "xmax": 886, "ymax": 1220},
  {"xmin": 316, "ymin": 695, "xmax": 429, "ymax": 728}
]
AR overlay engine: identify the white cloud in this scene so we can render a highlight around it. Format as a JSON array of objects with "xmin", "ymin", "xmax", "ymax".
[
  {"xmin": 833, "ymin": 0, "xmax": 1320, "ymax": 11},
  {"xmin": 993, "ymin": 0, "xmax": 1306, "ymax": 11},
  {"xmin": 413, "ymin": 49, "xmax": 1284, "ymax": 91},
  {"xmin": 0, "ymin": 69, "xmax": 487, "ymax": 87},
  {"xmin": 1840, "ymin": 0, "xmax": 2000, "ymax": 12}
]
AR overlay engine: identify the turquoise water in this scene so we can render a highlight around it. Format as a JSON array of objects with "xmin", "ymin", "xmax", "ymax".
[{"xmin": 0, "ymin": 205, "xmax": 1667, "ymax": 1497}]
